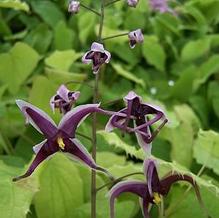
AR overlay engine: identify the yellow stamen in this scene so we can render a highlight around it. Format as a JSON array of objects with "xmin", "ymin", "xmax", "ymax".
[
  {"xmin": 153, "ymin": 192, "xmax": 161, "ymax": 205},
  {"xmin": 57, "ymin": 137, "xmax": 65, "ymax": 150}
]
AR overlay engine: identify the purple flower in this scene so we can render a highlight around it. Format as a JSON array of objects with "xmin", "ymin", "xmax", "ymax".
[
  {"xmin": 50, "ymin": 84, "xmax": 80, "ymax": 114},
  {"xmin": 149, "ymin": 0, "xmax": 174, "ymax": 14},
  {"xmin": 13, "ymin": 100, "xmax": 108, "ymax": 181},
  {"xmin": 127, "ymin": 0, "xmax": 139, "ymax": 7},
  {"xmin": 128, "ymin": 29, "xmax": 144, "ymax": 49},
  {"xmin": 105, "ymin": 91, "xmax": 168, "ymax": 153},
  {"xmin": 68, "ymin": 0, "xmax": 80, "ymax": 14},
  {"xmin": 82, "ymin": 42, "xmax": 111, "ymax": 74},
  {"xmin": 109, "ymin": 159, "xmax": 207, "ymax": 218}
]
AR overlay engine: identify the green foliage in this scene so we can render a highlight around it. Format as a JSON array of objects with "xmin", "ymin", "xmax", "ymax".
[{"xmin": 0, "ymin": 0, "xmax": 219, "ymax": 217}]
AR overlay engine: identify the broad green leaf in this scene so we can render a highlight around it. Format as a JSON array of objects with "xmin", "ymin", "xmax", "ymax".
[
  {"xmin": 181, "ymin": 38, "xmax": 210, "ymax": 62},
  {"xmin": 97, "ymin": 131, "xmax": 145, "ymax": 160},
  {"xmin": 112, "ymin": 63, "xmax": 145, "ymax": 88},
  {"xmin": 142, "ymin": 35, "xmax": 166, "ymax": 72},
  {"xmin": 100, "ymin": 130, "xmax": 219, "ymax": 196},
  {"xmin": 34, "ymin": 153, "xmax": 84, "ymax": 218},
  {"xmin": 193, "ymin": 129, "xmax": 219, "ymax": 175},
  {"xmin": 193, "ymin": 55, "xmax": 219, "ymax": 91},
  {"xmin": 0, "ymin": 0, "xmax": 29, "ymax": 11},
  {"xmin": 24, "ymin": 24, "xmax": 53, "ymax": 54},
  {"xmin": 31, "ymin": 1, "xmax": 65, "ymax": 28},
  {"xmin": 170, "ymin": 65, "xmax": 198, "ymax": 101},
  {"xmin": 0, "ymin": 160, "xmax": 39, "ymax": 218},
  {"xmin": 45, "ymin": 50, "xmax": 82, "ymax": 71},
  {"xmin": 0, "ymin": 42, "xmax": 40, "ymax": 94},
  {"xmin": 168, "ymin": 183, "xmax": 219, "ymax": 218},
  {"xmin": 161, "ymin": 104, "xmax": 200, "ymax": 168},
  {"xmin": 54, "ymin": 21, "xmax": 75, "ymax": 50},
  {"xmin": 78, "ymin": 12, "xmax": 96, "ymax": 44}
]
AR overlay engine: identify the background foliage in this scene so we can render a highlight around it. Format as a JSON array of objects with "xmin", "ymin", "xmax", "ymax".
[{"xmin": 0, "ymin": 0, "xmax": 219, "ymax": 217}]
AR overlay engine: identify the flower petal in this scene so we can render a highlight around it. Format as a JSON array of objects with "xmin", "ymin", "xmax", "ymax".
[
  {"xmin": 82, "ymin": 51, "xmax": 93, "ymax": 64},
  {"xmin": 139, "ymin": 198, "xmax": 151, "ymax": 218},
  {"xmin": 13, "ymin": 140, "xmax": 58, "ymax": 181},
  {"xmin": 33, "ymin": 139, "xmax": 47, "ymax": 154},
  {"xmin": 143, "ymin": 159, "xmax": 160, "ymax": 197},
  {"xmin": 49, "ymin": 95, "xmax": 56, "ymax": 113},
  {"xmin": 57, "ymin": 84, "xmax": 70, "ymax": 102},
  {"xmin": 109, "ymin": 180, "xmax": 147, "ymax": 218},
  {"xmin": 91, "ymin": 42, "xmax": 105, "ymax": 52},
  {"xmin": 58, "ymin": 103, "xmax": 100, "ymax": 137},
  {"xmin": 16, "ymin": 100, "xmax": 58, "ymax": 138},
  {"xmin": 64, "ymin": 138, "xmax": 97, "ymax": 169}
]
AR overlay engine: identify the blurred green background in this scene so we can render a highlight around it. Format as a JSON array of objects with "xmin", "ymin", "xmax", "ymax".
[{"xmin": 0, "ymin": 0, "xmax": 219, "ymax": 217}]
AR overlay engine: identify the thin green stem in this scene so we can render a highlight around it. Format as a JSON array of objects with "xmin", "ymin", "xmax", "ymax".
[
  {"xmin": 80, "ymin": 3, "xmax": 101, "ymax": 16},
  {"xmin": 65, "ymin": 80, "xmax": 94, "ymax": 89},
  {"xmin": 75, "ymin": 132, "xmax": 92, "ymax": 142},
  {"xmin": 105, "ymin": 0, "xmax": 122, "ymax": 7},
  {"xmin": 96, "ymin": 172, "xmax": 144, "ymax": 192},
  {"xmin": 91, "ymin": 1, "xmax": 105, "ymax": 217},
  {"xmin": 102, "ymin": 32, "xmax": 129, "ymax": 41}
]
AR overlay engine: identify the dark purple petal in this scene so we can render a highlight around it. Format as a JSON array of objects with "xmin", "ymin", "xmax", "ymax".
[
  {"xmin": 64, "ymin": 138, "xmax": 97, "ymax": 169},
  {"xmin": 58, "ymin": 104, "xmax": 100, "ymax": 137},
  {"xmin": 139, "ymin": 198, "xmax": 151, "ymax": 218},
  {"xmin": 109, "ymin": 180, "xmax": 147, "ymax": 218},
  {"xmin": 13, "ymin": 140, "xmax": 59, "ymax": 181},
  {"xmin": 16, "ymin": 100, "xmax": 58, "ymax": 138},
  {"xmin": 144, "ymin": 159, "xmax": 160, "ymax": 197}
]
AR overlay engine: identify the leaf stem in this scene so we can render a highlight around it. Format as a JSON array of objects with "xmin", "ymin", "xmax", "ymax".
[
  {"xmin": 105, "ymin": 0, "xmax": 122, "ymax": 7},
  {"xmin": 80, "ymin": 3, "xmax": 101, "ymax": 16},
  {"xmin": 102, "ymin": 32, "xmax": 129, "ymax": 41},
  {"xmin": 96, "ymin": 172, "xmax": 144, "ymax": 192}
]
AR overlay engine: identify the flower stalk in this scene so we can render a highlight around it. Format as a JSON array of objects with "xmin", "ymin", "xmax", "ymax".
[
  {"xmin": 91, "ymin": 0, "xmax": 105, "ymax": 217},
  {"xmin": 80, "ymin": 3, "xmax": 101, "ymax": 16},
  {"xmin": 102, "ymin": 32, "xmax": 129, "ymax": 41}
]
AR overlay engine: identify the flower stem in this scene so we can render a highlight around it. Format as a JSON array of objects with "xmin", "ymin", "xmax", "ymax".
[
  {"xmin": 80, "ymin": 3, "xmax": 101, "ymax": 16},
  {"xmin": 102, "ymin": 32, "xmax": 129, "ymax": 41},
  {"xmin": 96, "ymin": 172, "xmax": 144, "ymax": 192},
  {"xmin": 105, "ymin": 0, "xmax": 122, "ymax": 7},
  {"xmin": 91, "ymin": 1, "xmax": 105, "ymax": 218}
]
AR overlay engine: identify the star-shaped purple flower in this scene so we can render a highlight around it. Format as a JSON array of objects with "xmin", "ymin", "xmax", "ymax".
[
  {"xmin": 13, "ymin": 100, "xmax": 108, "ymax": 181},
  {"xmin": 105, "ymin": 91, "xmax": 168, "ymax": 153},
  {"xmin": 50, "ymin": 84, "xmax": 80, "ymax": 114},
  {"xmin": 128, "ymin": 29, "xmax": 144, "ymax": 49},
  {"xmin": 68, "ymin": 0, "xmax": 80, "ymax": 14},
  {"xmin": 109, "ymin": 159, "xmax": 208, "ymax": 218},
  {"xmin": 82, "ymin": 42, "xmax": 111, "ymax": 74}
]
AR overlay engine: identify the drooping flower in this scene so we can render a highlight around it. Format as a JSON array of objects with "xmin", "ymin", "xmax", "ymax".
[
  {"xmin": 68, "ymin": 0, "xmax": 80, "ymax": 14},
  {"xmin": 13, "ymin": 100, "xmax": 109, "ymax": 181},
  {"xmin": 128, "ymin": 29, "xmax": 144, "ymax": 49},
  {"xmin": 149, "ymin": 0, "xmax": 174, "ymax": 14},
  {"xmin": 50, "ymin": 84, "xmax": 80, "ymax": 114},
  {"xmin": 109, "ymin": 159, "xmax": 209, "ymax": 218},
  {"xmin": 105, "ymin": 91, "xmax": 168, "ymax": 153},
  {"xmin": 82, "ymin": 42, "xmax": 111, "ymax": 74},
  {"xmin": 127, "ymin": 0, "xmax": 139, "ymax": 7}
]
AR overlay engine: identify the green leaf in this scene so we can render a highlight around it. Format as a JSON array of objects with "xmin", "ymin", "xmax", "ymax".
[
  {"xmin": 193, "ymin": 129, "xmax": 219, "ymax": 175},
  {"xmin": 54, "ymin": 21, "xmax": 75, "ymax": 50},
  {"xmin": 0, "ymin": 0, "xmax": 29, "ymax": 11},
  {"xmin": 24, "ymin": 24, "xmax": 53, "ymax": 54},
  {"xmin": 181, "ymin": 38, "xmax": 210, "ymax": 62},
  {"xmin": 0, "ymin": 42, "xmax": 40, "ymax": 94},
  {"xmin": 142, "ymin": 35, "xmax": 166, "ymax": 72},
  {"xmin": 168, "ymin": 183, "xmax": 219, "ymax": 218},
  {"xmin": 31, "ymin": 1, "xmax": 65, "ymax": 28},
  {"xmin": 193, "ymin": 55, "xmax": 219, "ymax": 91},
  {"xmin": 78, "ymin": 12, "xmax": 96, "ymax": 44},
  {"xmin": 34, "ymin": 153, "xmax": 84, "ymax": 218},
  {"xmin": 0, "ymin": 160, "xmax": 38, "ymax": 218},
  {"xmin": 112, "ymin": 63, "xmax": 145, "ymax": 88},
  {"xmin": 45, "ymin": 50, "xmax": 82, "ymax": 71}
]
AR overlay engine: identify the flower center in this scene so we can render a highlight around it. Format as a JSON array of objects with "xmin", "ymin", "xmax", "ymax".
[
  {"xmin": 57, "ymin": 137, "xmax": 65, "ymax": 150},
  {"xmin": 153, "ymin": 192, "xmax": 161, "ymax": 205}
]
